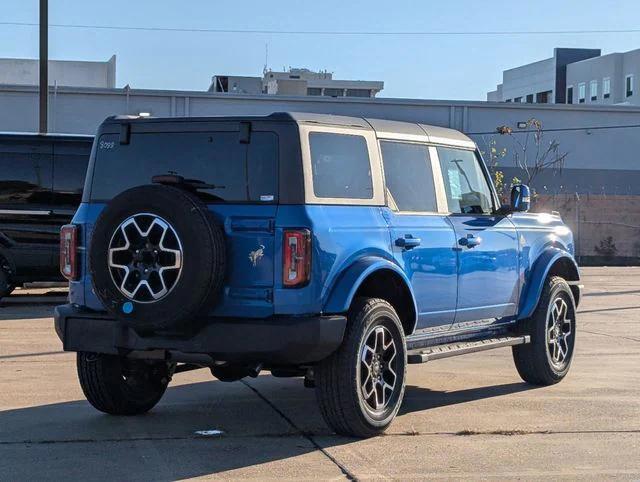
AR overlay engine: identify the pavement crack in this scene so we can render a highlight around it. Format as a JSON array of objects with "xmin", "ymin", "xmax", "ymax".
[
  {"xmin": 581, "ymin": 329, "xmax": 640, "ymax": 343},
  {"xmin": 241, "ymin": 379, "xmax": 356, "ymax": 481}
]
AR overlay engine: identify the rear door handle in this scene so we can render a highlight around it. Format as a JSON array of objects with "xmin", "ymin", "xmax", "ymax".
[
  {"xmin": 395, "ymin": 235, "xmax": 421, "ymax": 250},
  {"xmin": 459, "ymin": 234, "xmax": 481, "ymax": 248}
]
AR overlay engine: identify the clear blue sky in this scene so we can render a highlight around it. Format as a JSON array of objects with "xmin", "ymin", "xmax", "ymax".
[{"xmin": 2, "ymin": 0, "xmax": 640, "ymax": 99}]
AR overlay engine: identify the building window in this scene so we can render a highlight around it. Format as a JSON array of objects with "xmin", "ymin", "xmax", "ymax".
[
  {"xmin": 536, "ymin": 91, "xmax": 550, "ymax": 103},
  {"xmin": 505, "ymin": 98, "xmax": 512, "ymax": 102},
  {"xmin": 567, "ymin": 86, "xmax": 574, "ymax": 104},
  {"xmin": 526, "ymin": 94, "xmax": 534, "ymax": 103},
  {"xmin": 323, "ymin": 88, "xmax": 344, "ymax": 97},
  {"xmin": 590, "ymin": 80, "xmax": 598, "ymax": 101},
  {"xmin": 345, "ymin": 89, "xmax": 371, "ymax": 97},
  {"xmin": 578, "ymin": 83, "xmax": 586, "ymax": 103},
  {"xmin": 307, "ymin": 87, "xmax": 322, "ymax": 96},
  {"xmin": 514, "ymin": 96, "xmax": 522, "ymax": 103},
  {"xmin": 603, "ymin": 77, "xmax": 611, "ymax": 99},
  {"xmin": 626, "ymin": 75, "xmax": 634, "ymax": 97}
]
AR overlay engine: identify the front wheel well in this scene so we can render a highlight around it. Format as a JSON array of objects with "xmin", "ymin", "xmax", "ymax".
[
  {"xmin": 351, "ymin": 269, "xmax": 416, "ymax": 335},
  {"xmin": 547, "ymin": 256, "xmax": 580, "ymax": 306}
]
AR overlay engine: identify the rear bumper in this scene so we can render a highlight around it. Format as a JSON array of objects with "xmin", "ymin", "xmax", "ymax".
[{"xmin": 54, "ymin": 304, "xmax": 346, "ymax": 365}]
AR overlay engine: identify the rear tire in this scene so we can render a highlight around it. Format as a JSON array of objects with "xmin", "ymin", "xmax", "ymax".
[
  {"xmin": 315, "ymin": 298, "xmax": 407, "ymax": 438},
  {"xmin": 0, "ymin": 266, "xmax": 14, "ymax": 299},
  {"xmin": 512, "ymin": 276, "xmax": 576, "ymax": 385},
  {"xmin": 77, "ymin": 352, "xmax": 170, "ymax": 415}
]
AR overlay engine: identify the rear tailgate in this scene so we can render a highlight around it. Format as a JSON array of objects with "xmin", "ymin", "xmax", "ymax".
[{"xmin": 79, "ymin": 120, "xmax": 280, "ymax": 316}]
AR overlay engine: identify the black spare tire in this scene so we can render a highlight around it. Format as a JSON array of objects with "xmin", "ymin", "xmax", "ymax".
[{"xmin": 89, "ymin": 184, "xmax": 226, "ymax": 332}]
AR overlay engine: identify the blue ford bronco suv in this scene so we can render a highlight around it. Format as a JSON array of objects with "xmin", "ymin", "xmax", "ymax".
[{"xmin": 55, "ymin": 112, "xmax": 581, "ymax": 438}]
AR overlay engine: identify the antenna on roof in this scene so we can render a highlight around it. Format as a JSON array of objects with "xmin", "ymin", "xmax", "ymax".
[{"xmin": 263, "ymin": 43, "xmax": 269, "ymax": 75}]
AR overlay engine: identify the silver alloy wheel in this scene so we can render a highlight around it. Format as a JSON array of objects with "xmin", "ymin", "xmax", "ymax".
[
  {"xmin": 360, "ymin": 325, "xmax": 398, "ymax": 412},
  {"xmin": 108, "ymin": 213, "xmax": 183, "ymax": 303},
  {"xmin": 546, "ymin": 296, "xmax": 573, "ymax": 366}
]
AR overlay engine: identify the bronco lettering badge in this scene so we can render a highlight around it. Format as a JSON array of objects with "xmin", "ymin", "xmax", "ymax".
[{"xmin": 248, "ymin": 244, "xmax": 265, "ymax": 267}]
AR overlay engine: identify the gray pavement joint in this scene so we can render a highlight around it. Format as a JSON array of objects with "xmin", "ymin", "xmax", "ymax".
[{"xmin": 241, "ymin": 379, "xmax": 357, "ymax": 481}]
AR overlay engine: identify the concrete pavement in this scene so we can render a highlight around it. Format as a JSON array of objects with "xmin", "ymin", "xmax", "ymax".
[{"xmin": 0, "ymin": 267, "xmax": 638, "ymax": 480}]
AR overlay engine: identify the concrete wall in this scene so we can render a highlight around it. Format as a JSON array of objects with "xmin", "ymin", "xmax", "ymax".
[
  {"xmin": 0, "ymin": 83, "xmax": 639, "ymax": 194},
  {"xmin": 0, "ymin": 56, "xmax": 116, "ymax": 88},
  {"xmin": 535, "ymin": 194, "xmax": 640, "ymax": 264}
]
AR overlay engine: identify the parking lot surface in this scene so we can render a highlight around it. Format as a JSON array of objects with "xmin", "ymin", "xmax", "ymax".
[{"xmin": 1, "ymin": 267, "xmax": 639, "ymax": 480}]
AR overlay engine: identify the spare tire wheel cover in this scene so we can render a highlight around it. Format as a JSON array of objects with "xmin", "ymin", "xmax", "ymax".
[{"xmin": 89, "ymin": 184, "xmax": 226, "ymax": 332}]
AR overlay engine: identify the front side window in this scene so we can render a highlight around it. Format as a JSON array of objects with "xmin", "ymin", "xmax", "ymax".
[
  {"xmin": 437, "ymin": 147, "xmax": 493, "ymax": 215},
  {"xmin": 309, "ymin": 132, "xmax": 373, "ymax": 199},
  {"xmin": 578, "ymin": 83, "xmax": 586, "ymax": 103},
  {"xmin": 380, "ymin": 141, "xmax": 437, "ymax": 212}
]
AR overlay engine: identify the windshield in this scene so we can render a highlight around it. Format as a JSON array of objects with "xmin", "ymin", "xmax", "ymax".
[{"xmin": 89, "ymin": 130, "xmax": 277, "ymax": 202}]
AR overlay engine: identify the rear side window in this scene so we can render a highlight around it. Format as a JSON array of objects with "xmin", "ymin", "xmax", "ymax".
[
  {"xmin": 380, "ymin": 141, "xmax": 437, "ymax": 212},
  {"xmin": 52, "ymin": 140, "xmax": 91, "ymax": 207},
  {"xmin": 309, "ymin": 132, "xmax": 372, "ymax": 199},
  {"xmin": 90, "ymin": 131, "xmax": 277, "ymax": 202},
  {"xmin": 436, "ymin": 147, "xmax": 493, "ymax": 214},
  {"xmin": 0, "ymin": 139, "xmax": 52, "ymax": 206}
]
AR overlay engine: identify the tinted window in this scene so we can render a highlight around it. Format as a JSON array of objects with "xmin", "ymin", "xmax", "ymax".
[
  {"xmin": 0, "ymin": 139, "xmax": 52, "ymax": 206},
  {"xmin": 310, "ymin": 132, "xmax": 372, "ymax": 199},
  {"xmin": 53, "ymin": 141, "xmax": 92, "ymax": 206},
  {"xmin": 90, "ymin": 131, "xmax": 277, "ymax": 202},
  {"xmin": 437, "ymin": 147, "xmax": 493, "ymax": 215},
  {"xmin": 380, "ymin": 141, "xmax": 437, "ymax": 212}
]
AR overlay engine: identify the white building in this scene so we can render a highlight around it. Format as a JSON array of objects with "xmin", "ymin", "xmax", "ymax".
[
  {"xmin": 565, "ymin": 48, "xmax": 639, "ymax": 106},
  {"xmin": 210, "ymin": 67, "xmax": 384, "ymax": 98},
  {"xmin": 0, "ymin": 56, "xmax": 116, "ymax": 89},
  {"xmin": 488, "ymin": 47, "xmax": 640, "ymax": 106}
]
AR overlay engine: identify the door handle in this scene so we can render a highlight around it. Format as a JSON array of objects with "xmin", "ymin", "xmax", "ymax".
[
  {"xmin": 395, "ymin": 235, "xmax": 421, "ymax": 250},
  {"xmin": 459, "ymin": 234, "xmax": 482, "ymax": 248}
]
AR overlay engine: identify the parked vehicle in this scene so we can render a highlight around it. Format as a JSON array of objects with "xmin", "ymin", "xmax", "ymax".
[
  {"xmin": 54, "ymin": 113, "xmax": 581, "ymax": 437},
  {"xmin": 0, "ymin": 133, "xmax": 93, "ymax": 300}
]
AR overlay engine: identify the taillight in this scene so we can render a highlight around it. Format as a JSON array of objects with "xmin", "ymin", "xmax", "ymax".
[
  {"xmin": 283, "ymin": 229, "xmax": 311, "ymax": 288},
  {"xmin": 60, "ymin": 224, "xmax": 78, "ymax": 281}
]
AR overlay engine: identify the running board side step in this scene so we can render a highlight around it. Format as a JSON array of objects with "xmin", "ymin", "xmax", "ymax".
[{"xmin": 407, "ymin": 335, "xmax": 530, "ymax": 364}]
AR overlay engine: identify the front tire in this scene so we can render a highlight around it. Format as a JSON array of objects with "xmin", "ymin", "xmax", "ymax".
[
  {"xmin": 77, "ymin": 352, "xmax": 170, "ymax": 415},
  {"xmin": 315, "ymin": 298, "xmax": 407, "ymax": 438},
  {"xmin": 512, "ymin": 276, "xmax": 576, "ymax": 385}
]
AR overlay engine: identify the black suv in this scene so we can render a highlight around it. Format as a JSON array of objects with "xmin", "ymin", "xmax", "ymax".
[{"xmin": 0, "ymin": 132, "xmax": 93, "ymax": 300}]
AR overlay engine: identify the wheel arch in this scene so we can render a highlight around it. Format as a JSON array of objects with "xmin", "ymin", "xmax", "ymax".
[
  {"xmin": 518, "ymin": 247, "xmax": 580, "ymax": 320},
  {"xmin": 323, "ymin": 256, "xmax": 418, "ymax": 335}
]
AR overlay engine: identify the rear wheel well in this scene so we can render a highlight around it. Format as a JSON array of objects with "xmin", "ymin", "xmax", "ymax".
[
  {"xmin": 547, "ymin": 257, "xmax": 580, "ymax": 306},
  {"xmin": 352, "ymin": 269, "xmax": 416, "ymax": 335}
]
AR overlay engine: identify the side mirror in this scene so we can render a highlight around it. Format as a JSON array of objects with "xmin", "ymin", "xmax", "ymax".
[{"xmin": 510, "ymin": 184, "xmax": 531, "ymax": 212}]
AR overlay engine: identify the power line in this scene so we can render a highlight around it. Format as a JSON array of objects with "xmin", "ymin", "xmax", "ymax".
[
  {"xmin": 2, "ymin": 21, "xmax": 640, "ymax": 36},
  {"xmin": 469, "ymin": 123, "xmax": 640, "ymax": 136}
]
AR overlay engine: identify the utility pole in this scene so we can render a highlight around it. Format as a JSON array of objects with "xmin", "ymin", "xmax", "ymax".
[{"xmin": 39, "ymin": 0, "xmax": 48, "ymax": 134}]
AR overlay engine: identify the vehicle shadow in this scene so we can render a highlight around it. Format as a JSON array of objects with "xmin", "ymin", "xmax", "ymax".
[
  {"xmin": 0, "ymin": 377, "xmax": 538, "ymax": 479},
  {"xmin": 0, "ymin": 303, "xmax": 58, "ymax": 320},
  {"xmin": 400, "ymin": 382, "xmax": 536, "ymax": 415}
]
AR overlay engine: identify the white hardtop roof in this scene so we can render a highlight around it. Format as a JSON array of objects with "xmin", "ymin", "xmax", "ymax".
[{"xmin": 287, "ymin": 112, "xmax": 476, "ymax": 149}]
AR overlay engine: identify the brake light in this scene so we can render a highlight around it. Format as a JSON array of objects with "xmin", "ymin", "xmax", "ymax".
[
  {"xmin": 283, "ymin": 229, "xmax": 311, "ymax": 287},
  {"xmin": 60, "ymin": 224, "xmax": 78, "ymax": 281}
]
